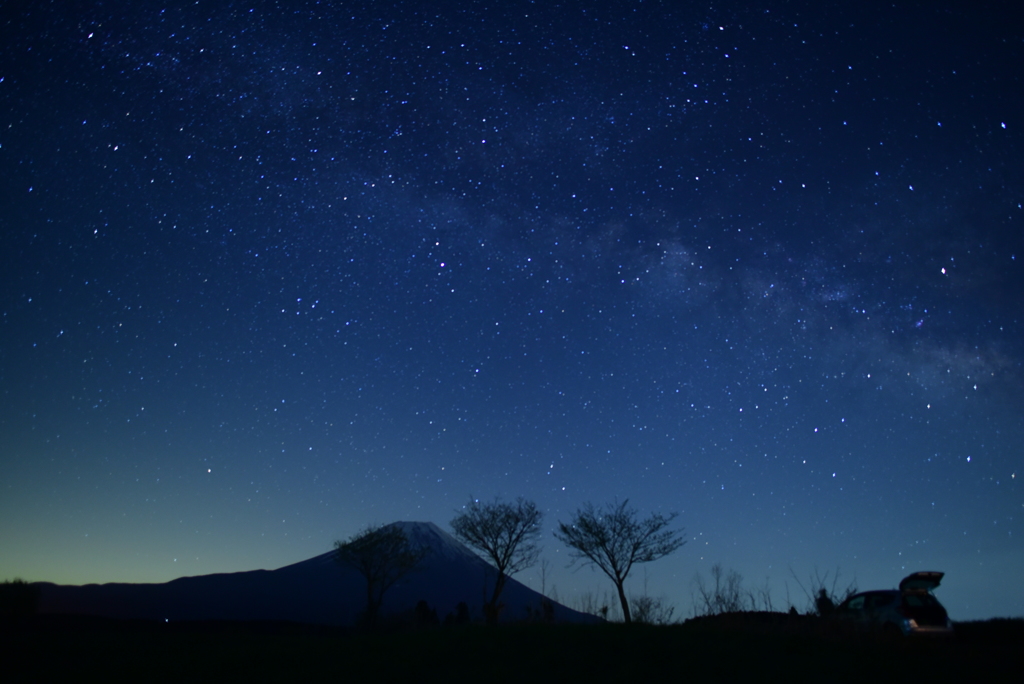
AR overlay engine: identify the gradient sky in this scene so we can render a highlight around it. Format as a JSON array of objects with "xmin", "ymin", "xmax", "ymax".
[{"xmin": 2, "ymin": 1, "xmax": 1021, "ymax": 621}]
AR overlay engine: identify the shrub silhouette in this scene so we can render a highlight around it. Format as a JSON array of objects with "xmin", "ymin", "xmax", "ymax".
[
  {"xmin": 415, "ymin": 599, "xmax": 439, "ymax": 627},
  {"xmin": 0, "ymin": 579, "xmax": 40, "ymax": 618},
  {"xmin": 631, "ymin": 594, "xmax": 676, "ymax": 625},
  {"xmin": 692, "ymin": 564, "xmax": 749, "ymax": 616},
  {"xmin": 443, "ymin": 601, "xmax": 471, "ymax": 627}
]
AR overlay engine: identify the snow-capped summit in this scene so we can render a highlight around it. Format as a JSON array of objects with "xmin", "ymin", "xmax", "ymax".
[{"xmin": 387, "ymin": 520, "xmax": 481, "ymax": 563}]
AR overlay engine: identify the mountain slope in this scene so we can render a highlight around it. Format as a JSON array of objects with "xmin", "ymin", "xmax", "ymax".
[{"xmin": 35, "ymin": 521, "xmax": 598, "ymax": 626}]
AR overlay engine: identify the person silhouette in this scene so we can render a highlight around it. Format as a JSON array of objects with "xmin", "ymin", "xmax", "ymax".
[{"xmin": 815, "ymin": 588, "xmax": 835, "ymax": 617}]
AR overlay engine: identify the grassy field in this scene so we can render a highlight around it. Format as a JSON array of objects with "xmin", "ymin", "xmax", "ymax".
[{"xmin": 3, "ymin": 614, "xmax": 1022, "ymax": 682}]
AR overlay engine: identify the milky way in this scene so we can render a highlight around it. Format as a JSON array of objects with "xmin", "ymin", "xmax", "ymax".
[{"xmin": 1, "ymin": 1, "xmax": 1021, "ymax": 619}]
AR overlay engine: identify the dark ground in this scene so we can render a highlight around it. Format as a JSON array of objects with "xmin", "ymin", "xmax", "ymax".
[{"xmin": 2, "ymin": 613, "xmax": 1021, "ymax": 682}]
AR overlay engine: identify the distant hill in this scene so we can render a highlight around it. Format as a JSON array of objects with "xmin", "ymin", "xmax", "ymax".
[{"xmin": 35, "ymin": 521, "xmax": 599, "ymax": 626}]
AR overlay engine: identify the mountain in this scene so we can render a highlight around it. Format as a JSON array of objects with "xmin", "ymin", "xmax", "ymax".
[{"xmin": 34, "ymin": 521, "xmax": 599, "ymax": 626}]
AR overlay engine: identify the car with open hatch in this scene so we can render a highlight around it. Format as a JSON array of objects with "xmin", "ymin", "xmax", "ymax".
[{"xmin": 834, "ymin": 571, "xmax": 953, "ymax": 636}]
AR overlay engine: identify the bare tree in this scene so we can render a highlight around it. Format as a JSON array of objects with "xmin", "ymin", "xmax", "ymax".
[
  {"xmin": 335, "ymin": 524, "xmax": 429, "ymax": 627},
  {"xmin": 538, "ymin": 557, "xmax": 552, "ymax": 598},
  {"xmin": 690, "ymin": 565, "xmax": 777, "ymax": 616},
  {"xmin": 752, "ymin": 576, "xmax": 775, "ymax": 612},
  {"xmin": 450, "ymin": 496, "xmax": 543, "ymax": 625},
  {"xmin": 554, "ymin": 500, "xmax": 685, "ymax": 623}
]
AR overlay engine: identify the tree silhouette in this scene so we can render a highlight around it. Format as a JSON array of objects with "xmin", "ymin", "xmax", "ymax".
[
  {"xmin": 335, "ymin": 524, "xmax": 429, "ymax": 627},
  {"xmin": 555, "ymin": 500, "xmax": 685, "ymax": 623},
  {"xmin": 451, "ymin": 496, "xmax": 542, "ymax": 625}
]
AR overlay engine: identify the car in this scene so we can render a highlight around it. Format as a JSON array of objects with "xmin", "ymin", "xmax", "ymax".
[{"xmin": 834, "ymin": 571, "xmax": 954, "ymax": 636}]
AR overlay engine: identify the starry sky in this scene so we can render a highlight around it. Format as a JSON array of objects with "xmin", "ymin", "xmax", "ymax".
[{"xmin": 1, "ymin": 1, "xmax": 1021, "ymax": 621}]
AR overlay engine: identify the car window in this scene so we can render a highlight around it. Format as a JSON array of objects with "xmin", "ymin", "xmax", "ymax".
[
  {"xmin": 870, "ymin": 593, "xmax": 895, "ymax": 608},
  {"xmin": 846, "ymin": 596, "xmax": 865, "ymax": 610}
]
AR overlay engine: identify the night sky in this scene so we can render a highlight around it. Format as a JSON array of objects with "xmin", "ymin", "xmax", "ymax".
[{"xmin": 2, "ymin": 1, "xmax": 1022, "ymax": 621}]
